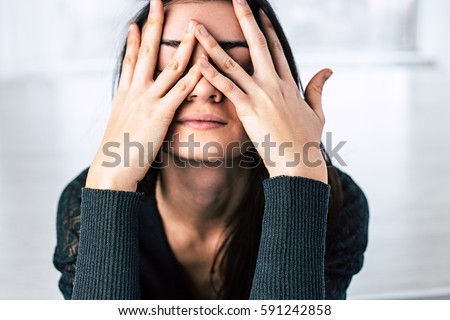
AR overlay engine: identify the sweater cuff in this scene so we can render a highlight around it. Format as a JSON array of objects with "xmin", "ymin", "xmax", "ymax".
[
  {"xmin": 250, "ymin": 176, "xmax": 330, "ymax": 300},
  {"xmin": 72, "ymin": 188, "xmax": 144, "ymax": 300},
  {"xmin": 262, "ymin": 175, "xmax": 330, "ymax": 214}
]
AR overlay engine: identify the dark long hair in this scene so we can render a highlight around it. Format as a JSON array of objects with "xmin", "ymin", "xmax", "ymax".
[{"xmin": 113, "ymin": 0, "xmax": 343, "ymax": 299}]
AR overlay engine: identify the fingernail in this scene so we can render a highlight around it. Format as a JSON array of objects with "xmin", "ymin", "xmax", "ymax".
[
  {"xmin": 199, "ymin": 25, "xmax": 209, "ymax": 37},
  {"xmin": 150, "ymin": 0, "xmax": 156, "ymax": 12},
  {"xmin": 324, "ymin": 70, "xmax": 333, "ymax": 81},
  {"xmin": 236, "ymin": 0, "xmax": 247, "ymax": 5},
  {"xmin": 128, "ymin": 24, "xmax": 134, "ymax": 34},
  {"xmin": 187, "ymin": 20, "xmax": 194, "ymax": 33},
  {"xmin": 200, "ymin": 57, "xmax": 210, "ymax": 68}
]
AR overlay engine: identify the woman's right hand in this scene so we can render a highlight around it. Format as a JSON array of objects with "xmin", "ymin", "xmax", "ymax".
[{"xmin": 86, "ymin": 0, "xmax": 201, "ymax": 192}]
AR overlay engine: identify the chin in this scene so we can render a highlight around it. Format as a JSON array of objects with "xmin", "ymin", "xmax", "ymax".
[
  {"xmin": 161, "ymin": 128, "xmax": 252, "ymax": 166},
  {"xmin": 171, "ymin": 148, "xmax": 227, "ymax": 163},
  {"xmin": 161, "ymin": 146, "xmax": 252, "ymax": 169}
]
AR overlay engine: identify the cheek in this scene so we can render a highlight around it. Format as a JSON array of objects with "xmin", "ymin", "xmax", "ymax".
[{"xmin": 232, "ymin": 51, "xmax": 253, "ymax": 75}]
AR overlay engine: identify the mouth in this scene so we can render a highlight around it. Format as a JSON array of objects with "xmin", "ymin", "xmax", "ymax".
[
  {"xmin": 176, "ymin": 113, "xmax": 228, "ymax": 124},
  {"xmin": 176, "ymin": 120, "xmax": 227, "ymax": 130},
  {"xmin": 176, "ymin": 113, "xmax": 228, "ymax": 129}
]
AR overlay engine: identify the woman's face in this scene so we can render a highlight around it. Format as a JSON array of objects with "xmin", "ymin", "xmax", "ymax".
[{"xmin": 158, "ymin": 1, "xmax": 253, "ymax": 164}]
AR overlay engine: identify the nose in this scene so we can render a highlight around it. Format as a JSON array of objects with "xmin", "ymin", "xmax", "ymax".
[{"xmin": 186, "ymin": 44, "xmax": 223, "ymax": 103}]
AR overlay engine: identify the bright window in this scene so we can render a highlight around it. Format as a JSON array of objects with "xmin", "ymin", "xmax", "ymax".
[{"xmin": 274, "ymin": 0, "xmax": 418, "ymax": 52}]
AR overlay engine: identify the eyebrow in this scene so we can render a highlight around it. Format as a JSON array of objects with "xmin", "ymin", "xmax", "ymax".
[{"xmin": 161, "ymin": 40, "xmax": 248, "ymax": 50}]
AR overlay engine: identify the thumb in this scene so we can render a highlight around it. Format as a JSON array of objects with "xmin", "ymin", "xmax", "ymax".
[{"xmin": 304, "ymin": 68, "xmax": 333, "ymax": 123}]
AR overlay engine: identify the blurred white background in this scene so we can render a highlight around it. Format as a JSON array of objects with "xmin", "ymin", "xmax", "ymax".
[{"xmin": 0, "ymin": 0, "xmax": 449, "ymax": 299}]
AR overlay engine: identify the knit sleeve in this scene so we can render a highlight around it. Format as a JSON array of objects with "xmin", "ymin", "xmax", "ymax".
[
  {"xmin": 71, "ymin": 187, "xmax": 144, "ymax": 300},
  {"xmin": 324, "ymin": 170, "xmax": 369, "ymax": 299},
  {"xmin": 53, "ymin": 168, "xmax": 89, "ymax": 299},
  {"xmin": 53, "ymin": 167, "xmax": 145, "ymax": 300},
  {"xmin": 249, "ymin": 175, "xmax": 331, "ymax": 300}
]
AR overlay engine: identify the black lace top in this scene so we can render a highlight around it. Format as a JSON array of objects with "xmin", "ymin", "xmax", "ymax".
[{"xmin": 53, "ymin": 167, "xmax": 368, "ymax": 299}]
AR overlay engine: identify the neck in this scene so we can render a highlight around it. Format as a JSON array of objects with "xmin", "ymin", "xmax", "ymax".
[
  {"xmin": 154, "ymin": 151, "xmax": 253, "ymax": 299},
  {"xmin": 155, "ymin": 151, "xmax": 252, "ymax": 238}
]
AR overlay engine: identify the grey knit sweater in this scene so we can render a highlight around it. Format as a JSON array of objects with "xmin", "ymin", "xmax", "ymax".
[{"xmin": 53, "ymin": 167, "xmax": 368, "ymax": 300}]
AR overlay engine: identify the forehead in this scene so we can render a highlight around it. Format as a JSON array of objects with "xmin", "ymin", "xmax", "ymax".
[{"xmin": 163, "ymin": 1, "xmax": 244, "ymax": 40}]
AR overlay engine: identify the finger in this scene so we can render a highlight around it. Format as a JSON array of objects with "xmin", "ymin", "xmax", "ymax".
[
  {"xmin": 159, "ymin": 64, "xmax": 202, "ymax": 114},
  {"xmin": 132, "ymin": 0, "xmax": 164, "ymax": 87},
  {"xmin": 196, "ymin": 57, "xmax": 249, "ymax": 112},
  {"xmin": 304, "ymin": 69, "xmax": 333, "ymax": 124},
  {"xmin": 258, "ymin": 10, "xmax": 292, "ymax": 81},
  {"xmin": 151, "ymin": 20, "xmax": 197, "ymax": 97},
  {"xmin": 194, "ymin": 24, "xmax": 257, "ymax": 93},
  {"xmin": 232, "ymin": 0, "xmax": 276, "ymax": 77},
  {"xmin": 117, "ymin": 24, "xmax": 141, "ymax": 93}
]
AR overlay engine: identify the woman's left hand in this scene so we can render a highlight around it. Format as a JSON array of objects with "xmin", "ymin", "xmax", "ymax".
[{"xmin": 193, "ymin": 0, "xmax": 332, "ymax": 184}]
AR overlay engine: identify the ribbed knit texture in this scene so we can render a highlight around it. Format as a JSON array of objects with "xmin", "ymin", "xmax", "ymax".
[
  {"xmin": 249, "ymin": 175, "xmax": 330, "ymax": 299},
  {"xmin": 72, "ymin": 188, "xmax": 144, "ymax": 300},
  {"xmin": 54, "ymin": 167, "xmax": 369, "ymax": 300}
]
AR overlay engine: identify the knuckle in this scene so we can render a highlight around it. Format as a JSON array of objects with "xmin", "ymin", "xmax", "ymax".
[
  {"xmin": 147, "ymin": 16, "xmax": 163, "ymax": 26},
  {"xmin": 123, "ymin": 55, "xmax": 137, "ymax": 67},
  {"xmin": 272, "ymin": 40, "xmax": 283, "ymax": 52},
  {"xmin": 264, "ymin": 18, "xmax": 275, "ymax": 31},
  {"xmin": 241, "ymin": 8, "xmax": 254, "ymax": 19},
  {"xmin": 138, "ymin": 44, "xmax": 151, "ymax": 57},
  {"xmin": 256, "ymin": 33, "xmax": 268, "ymax": 47},
  {"xmin": 209, "ymin": 40, "xmax": 219, "ymax": 51},
  {"xmin": 221, "ymin": 80, "xmax": 235, "ymax": 94},
  {"xmin": 223, "ymin": 57, "xmax": 237, "ymax": 71},
  {"xmin": 175, "ymin": 78, "xmax": 188, "ymax": 92},
  {"xmin": 210, "ymin": 68, "xmax": 220, "ymax": 80},
  {"xmin": 166, "ymin": 57, "xmax": 180, "ymax": 71},
  {"xmin": 311, "ymin": 84, "xmax": 323, "ymax": 95},
  {"xmin": 128, "ymin": 36, "xmax": 140, "ymax": 48}
]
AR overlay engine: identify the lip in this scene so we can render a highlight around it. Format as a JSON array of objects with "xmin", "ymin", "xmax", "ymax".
[
  {"xmin": 176, "ymin": 113, "xmax": 228, "ymax": 124},
  {"xmin": 178, "ymin": 120, "xmax": 226, "ymax": 130}
]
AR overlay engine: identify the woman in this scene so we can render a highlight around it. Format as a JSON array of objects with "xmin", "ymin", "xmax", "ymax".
[{"xmin": 54, "ymin": 0, "xmax": 369, "ymax": 300}]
